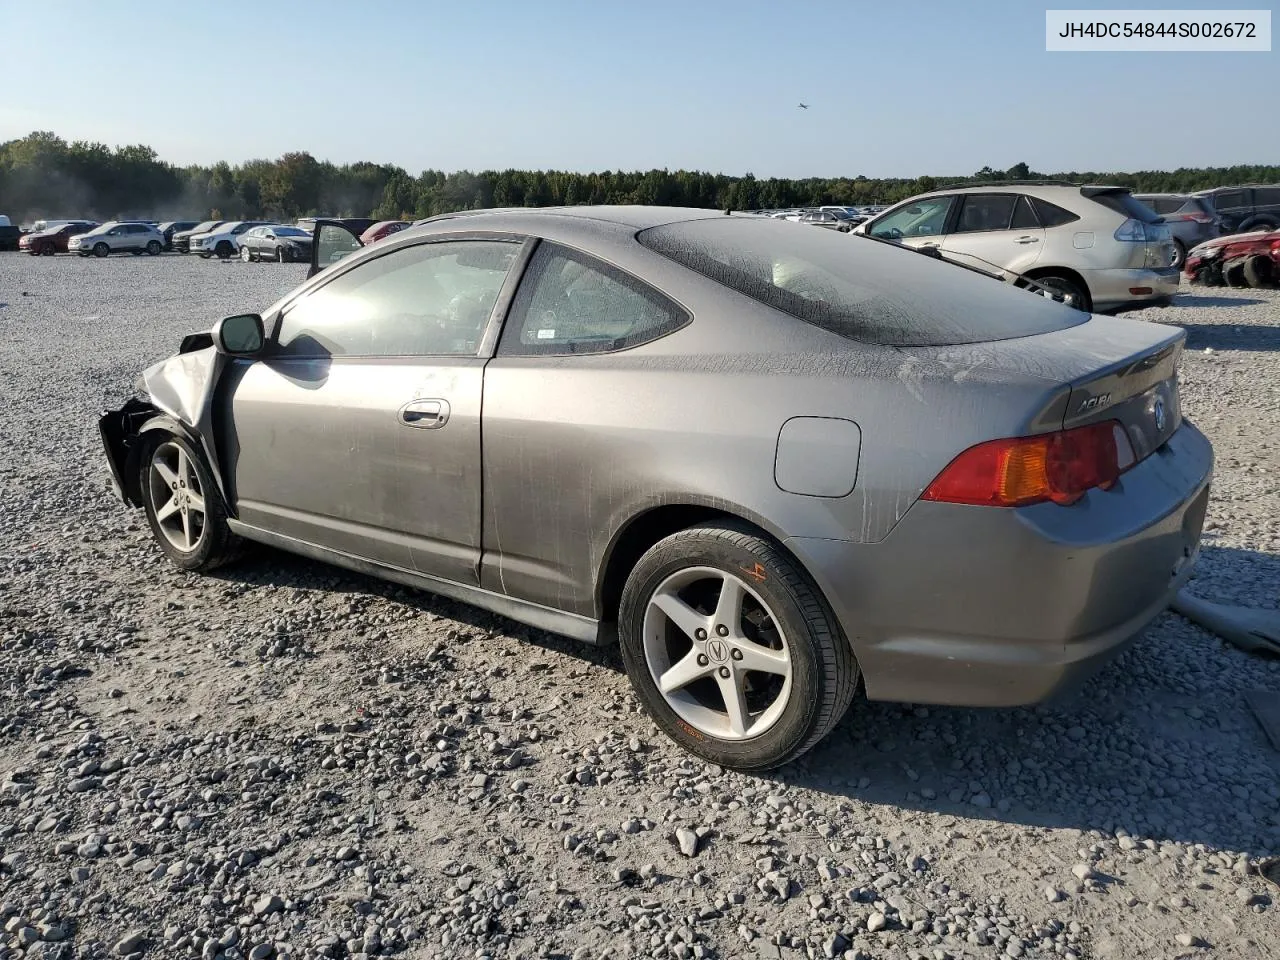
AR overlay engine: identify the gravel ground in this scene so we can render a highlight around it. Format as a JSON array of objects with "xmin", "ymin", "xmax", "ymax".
[{"xmin": 0, "ymin": 254, "xmax": 1277, "ymax": 960}]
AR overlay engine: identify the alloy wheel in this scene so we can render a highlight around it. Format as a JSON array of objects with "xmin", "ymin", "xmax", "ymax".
[
  {"xmin": 147, "ymin": 441, "xmax": 207, "ymax": 553},
  {"xmin": 642, "ymin": 566, "xmax": 792, "ymax": 740}
]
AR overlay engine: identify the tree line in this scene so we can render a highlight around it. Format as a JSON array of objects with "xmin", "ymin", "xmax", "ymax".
[{"xmin": 2, "ymin": 130, "xmax": 1277, "ymax": 225}]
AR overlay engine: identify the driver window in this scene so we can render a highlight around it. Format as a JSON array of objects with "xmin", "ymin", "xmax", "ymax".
[
  {"xmin": 275, "ymin": 240, "xmax": 519, "ymax": 358},
  {"xmin": 869, "ymin": 196, "xmax": 955, "ymax": 239},
  {"xmin": 498, "ymin": 242, "xmax": 689, "ymax": 356}
]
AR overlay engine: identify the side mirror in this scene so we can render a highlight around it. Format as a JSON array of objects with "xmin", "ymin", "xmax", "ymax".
[{"xmin": 212, "ymin": 313, "xmax": 265, "ymax": 356}]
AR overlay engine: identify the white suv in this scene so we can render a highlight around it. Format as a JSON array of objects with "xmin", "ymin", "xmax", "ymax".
[
  {"xmin": 68, "ymin": 222, "xmax": 165, "ymax": 258},
  {"xmin": 189, "ymin": 221, "xmax": 269, "ymax": 259},
  {"xmin": 854, "ymin": 184, "xmax": 1177, "ymax": 312}
]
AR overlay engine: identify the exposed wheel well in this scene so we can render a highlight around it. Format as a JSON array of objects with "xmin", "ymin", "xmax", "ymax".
[{"xmin": 597, "ymin": 505, "xmax": 812, "ymax": 625}]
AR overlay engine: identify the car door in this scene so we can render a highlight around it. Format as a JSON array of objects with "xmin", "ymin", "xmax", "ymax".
[
  {"xmin": 222, "ymin": 235, "xmax": 528, "ymax": 585},
  {"xmin": 248, "ymin": 227, "xmax": 265, "ymax": 255},
  {"xmin": 310, "ymin": 220, "xmax": 366, "ymax": 277},
  {"xmin": 261, "ymin": 228, "xmax": 277, "ymax": 256},
  {"xmin": 940, "ymin": 193, "xmax": 1044, "ymax": 274},
  {"xmin": 865, "ymin": 194, "xmax": 956, "ymax": 249}
]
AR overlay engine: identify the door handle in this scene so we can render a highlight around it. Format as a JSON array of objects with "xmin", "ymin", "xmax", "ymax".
[
  {"xmin": 399, "ymin": 399, "xmax": 450, "ymax": 429},
  {"xmin": 1014, "ymin": 236, "xmax": 1040, "ymax": 244}
]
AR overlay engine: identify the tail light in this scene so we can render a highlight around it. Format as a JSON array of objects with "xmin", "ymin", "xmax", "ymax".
[{"xmin": 922, "ymin": 421, "xmax": 1137, "ymax": 508}]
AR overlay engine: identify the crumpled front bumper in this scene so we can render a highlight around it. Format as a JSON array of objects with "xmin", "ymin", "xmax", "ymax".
[{"xmin": 98, "ymin": 398, "xmax": 159, "ymax": 505}]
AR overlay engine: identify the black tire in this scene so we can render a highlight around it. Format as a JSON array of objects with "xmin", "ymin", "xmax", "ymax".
[
  {"xmin": 1028, "ymin": 272, "xmax": 1092, "ymax": 312},
  {"xmin": 1243, "ymin": 255, "xmax": 1276, "ymax": 289},
  {"xmin": 41, "ymin": 243, "xmax": 55, "ymax": 256},
  {"xmin": 1223, "ymin": 257, "xmax": 1250, "ymax": 288},
  {"xmin": 199, "ymin": 251, "xmax": 212, "ymax": 259},
  {"xmin": 131, "ymin": 249, "xmax": 144, "ymax": 256},
  {"xmin": 617, "ymin": 521, "xmax": 858, "ymax": 770},
  {"xmin": 215, "ymin": 241, "xmax": 233, "ymax": 260},
  {"xmin": 1171, "ymin": 239, "xmax": 1187, "ymax": 269},
  {"xmin": 139, "ymin": 432, "xmax": 243, "ymax": 573},
  {"xmin": 146, "ymin": 240, "xmax": 162, "ymax": 256},
  {"xmin": 93, "ymin": 242, "xmax": 109, "ymax": 258}
]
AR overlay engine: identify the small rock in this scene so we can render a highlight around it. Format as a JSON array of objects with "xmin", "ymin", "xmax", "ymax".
[
  {"xmin": 115, "ymin": 931, "xmax": 146, "ymax": 955},
  {"xmin": 676, "ymin": 827, "xmax": 700, "ymax": 857},
  {"xmin": 867, "ymin": 913, "xmax": 888, "ymax": 933},
  {"xmin": 1044, "ymin": 886, "xmax": 1065, "ymax": 903},
  {"xmin": 1175, "ymin": 934, "xmax": 1202, "ymax": 948},
  {"xmin": 1071, "ymin": 863, "xmax": 1096, "ymax": 881},
  {"xmin": 254, "ymin": 894, "xmax": 284, "ymax": 917}
]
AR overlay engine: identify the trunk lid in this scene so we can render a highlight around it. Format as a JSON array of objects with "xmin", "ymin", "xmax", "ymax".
[{"xmin": 900, "ymin": 315, "xmax": 1184, "ymax": 459}]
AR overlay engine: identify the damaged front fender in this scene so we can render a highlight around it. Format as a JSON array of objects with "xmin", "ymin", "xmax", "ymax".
[{"xmin": 100, "ymin": 342, "xmax": 233, "ymax": 508}]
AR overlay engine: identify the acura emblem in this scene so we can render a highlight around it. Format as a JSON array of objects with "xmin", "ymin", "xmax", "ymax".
[
  {"xmin": 705, "ymin": 639, "xmax": 729, "ymax": 663},
  {"xmin": 1153, "ymin": 396, "xmax": 1166, "ymax": 431}
]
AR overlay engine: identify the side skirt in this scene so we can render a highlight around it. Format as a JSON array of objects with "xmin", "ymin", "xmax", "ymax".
[{"xmin": 226, "ymin": 520, "xmax": 607, "ymax": 645}]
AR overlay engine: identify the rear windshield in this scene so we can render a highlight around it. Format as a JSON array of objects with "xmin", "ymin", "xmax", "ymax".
[
  {"xmin": 1090, "ymin": 190, "xmax": 1161, "ymax": 223},
  {"xmin": 636, "ymin": 217, "xmax": 1086, "ymax": 346}
]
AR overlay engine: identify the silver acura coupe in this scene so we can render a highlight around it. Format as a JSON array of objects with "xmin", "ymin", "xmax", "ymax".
[{"xmin": 100, "ymin": 206, "xmax": 1213, "ymax": 770}]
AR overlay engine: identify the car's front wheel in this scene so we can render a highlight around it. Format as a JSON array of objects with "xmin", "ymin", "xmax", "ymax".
[
  {"xmin": 140, "ymin": 434, "xmax": 243, "ymax": 572},
  {"xmin": 277, "ymin": 246, "xmax": 288, "ymax": 263},
  {"xmin": 215, "ymin": 241, "xmax": 233, "ymax": 259},
  {"xmin": 618, "ymin": 522, "xmax": 858, "ymax": 770},
  {"xmin": 93, "ymin": 242, "xmax": 109, "ymax": 258}
]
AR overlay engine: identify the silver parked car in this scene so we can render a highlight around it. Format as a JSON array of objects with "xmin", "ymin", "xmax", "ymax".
[
  {"xmin": 100, "ymin": 207, "xmax": 1212, "ymax": 769},
  {"xmin": 1133, "ymin": 193, "xmax": 1223, "ymax": 267},
  {"xmin": 855, "ymin": 184, "xmax": 1178, "ymax": 312}
]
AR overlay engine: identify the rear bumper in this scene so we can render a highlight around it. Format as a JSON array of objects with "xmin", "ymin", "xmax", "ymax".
[
  {"xmin": 1088, "ymin": 266, "xmax": 1181, "ymax": 311},
  {"xmin": 787, "ymin": 420, "xmax": 1213, "ymax": 707}
]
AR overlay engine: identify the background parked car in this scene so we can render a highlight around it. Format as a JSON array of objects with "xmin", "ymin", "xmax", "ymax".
[
  {"xmin": 68, "ymin": 221, "xmax": 165, "ymax": 257},
  {"xmin": 238, "ymin": 224, "xmax": 314, "ymax": 262},
  {"xmin": 158, "ymin": 220, "xmax": 200, "ymax": 251},
  {"xmin": 171, "ymin": 221, "xmax": 225, "ymax": 254},
  {"xmin": 799, "ymin": 209, "xmax": 861, "ymax": 232},
  {"xmin": 1133, "ymin": 193, "xmax": 1223, "ymax": 267},
  {"xmin": 855, "ymin": 183, "xmax": 1177, "ymax": 312},
  {"xmin": 0, "ymin": 214, "xmax": 22, "ymax": 251},
  {"xmin": 189, "ymin": 221, "xmax": 269, "ymax": 259},
  {"xmin": 1184, "ymin": 229, "xmax": 1280, "ymax": 288},
  {"xmin": 1193, "ymin": 184, "xmax": 1280, "ymax": 234},
  {"xmin": 19, "ymin": 220, "xmax": 98, "ymax": 255},
  {"xmin": 360, "ymin": 220, "xmax": 412, "ymax": 244}
]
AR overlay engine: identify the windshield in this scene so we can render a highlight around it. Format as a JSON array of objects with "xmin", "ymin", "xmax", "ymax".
[
  {"xmin": 637, "ymin": 217, "xmax": 1086, "ymax": 346},
  {"xmin": 273, "ymin": 226, "xmax": 308, "ymax": 237},
  {"xmin": 189, "ymin": 221, "xmax": 218, "ymax": 233}
]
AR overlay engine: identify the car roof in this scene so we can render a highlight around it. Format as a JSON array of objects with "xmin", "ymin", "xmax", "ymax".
[{"xmin": 413, "ymin": 205, "xmax": 730, "ymax": 232}]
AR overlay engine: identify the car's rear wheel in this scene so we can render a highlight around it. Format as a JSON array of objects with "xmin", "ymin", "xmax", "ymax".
[
  {"xmin": 1028, "ymin": 273, "xmax": 1091, "ymax": 312},
  {"xmin": 1243, "ymin": 255, "xmax": 1276, "ymax": 289},
  {"xmin": 1171, "ymin": 239, "xmax": 1187, "ymax": 268},
  {"xmin": 140, "ymin": 434, "xmax": 242, "ymax": 572},
  {"xmin": 93, "ymin": 242, "xmax": 109, "ymax": 258},
  {"xmin": 146, "ymin": 240, "xmax": 162, "ymax": 256},
  {"xmin": 618, "ymin": 522, "xmax": 858, "ymax": 770},
  {"xmin": 240, "ymin": 245, "xmax": 253, "ymax": 262}
]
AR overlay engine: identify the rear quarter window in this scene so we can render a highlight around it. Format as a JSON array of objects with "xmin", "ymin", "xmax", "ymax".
[
  {"xmin": 1028, "ymin": 197, "xmax": 1080, "ymax": 228},
  {"xmin": 637, "ymin": 217, "xmax": 1087, "ymax": 347}
]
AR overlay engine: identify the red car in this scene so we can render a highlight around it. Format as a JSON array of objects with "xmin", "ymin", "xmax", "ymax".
[
  {"xmin": 359, "ymin": 220, "xmax": 411, "ymax": 245},
  {"xmin": 19, "ymin": 221, "xmax": 98, "ymax": 256},
  {"xmin": 1184, "ymin": 230, "xmax": 1280, "ymax": 288}
]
